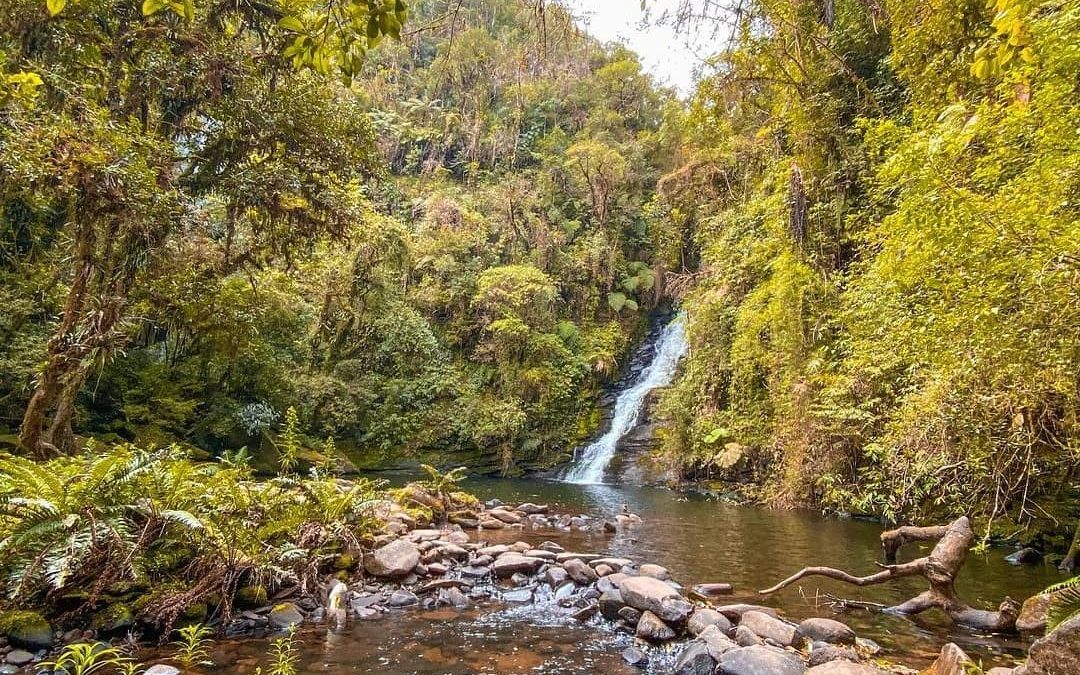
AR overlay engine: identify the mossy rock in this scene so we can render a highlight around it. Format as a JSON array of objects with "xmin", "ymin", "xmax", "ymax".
[
  {"xmin": 181, "ymin": 603, "xmax": 208, "ymax": 622},
  {"xmin": 333, "ymin": 553, "xmax": 356, "ymax": 571},
  {"xmin": 0, "ymin": 610, "xmax": 54, "ymax": 649},
  {"xmin": 104, "ymin": 580, "xmax": 150, "ymax": 601},
  {"xmin": 89, "ymin": 603, "xmax": 134, "ymax": 633},
  {"xmin": 235, "ymin": 585, "xmax": 268, "ymax": 609}
]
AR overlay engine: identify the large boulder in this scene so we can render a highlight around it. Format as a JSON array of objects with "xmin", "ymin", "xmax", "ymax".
[
  {"xmin": 268, "ymin": 602, "xmax": 304, "ymax": 630},
  {"xmin": 1017, "ymin": 593, "xmax": 1053, "ymax": 633},
  {"xmin": 925, "ymin": 643, "xmax": 981, "ymax": 675},
  {"xmin": 492, "ymin": 554, "xmax": 545, "ymax": 578},
  {"xmin": 741, "ymin": 610, "xmax": 797, "ymax": 646},
  {"xmin": 364, "ymin": 538, "xmax": 420, "ymax": 578},
  {"xmin": 636, "ymin": 610, "xmax": 677, "ymax": 642},
  {"xmin": 620, "ymin": 575, "xmax": 694, "ymax": 625},
  {"xmin": 718, "ymin": 646, "xmax": 807, "ymax": 675},
  {"xmin": 1021, "ymin": 613, "xmax": 1080, "ymax": 675},
  {"xmin": 688, "ymin": 608, "xmax": 733, "ymax": 637},
  {"xmin": 796, "ymin": 618, "xmax": 856, "ymax": 645},
  {"xmin": 675, "ymin": 642, "xmax": 718, "ymax": 675},
  {"xmin": 564, "ymin": 558, "xmax": 599, "ymax": 585},
  {"xmin": 0, "ymin": 611, "xmax": 54, "ymax": 649}
]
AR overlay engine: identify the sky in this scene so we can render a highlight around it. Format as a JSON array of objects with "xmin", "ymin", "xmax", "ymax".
[{"xmin": 562, "ymin": 0, "xmax": 714, "ymax": 95}]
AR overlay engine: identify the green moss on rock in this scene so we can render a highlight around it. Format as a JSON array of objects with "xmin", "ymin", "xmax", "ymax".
[{"xmin": 0, "ymin": 610, "xmax": 54, "ymax": 649}]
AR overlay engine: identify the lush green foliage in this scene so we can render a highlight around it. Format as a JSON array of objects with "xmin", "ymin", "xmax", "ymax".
[{"xmin": 656, "ymin": 0, "xmax": 1080, "ymax": 544}]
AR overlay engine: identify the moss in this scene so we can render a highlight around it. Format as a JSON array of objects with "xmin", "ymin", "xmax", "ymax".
[
  {"xmin": 181, "ymin": 603, "xmax": 207, "ymax": 621},
  {"xmin": 89, "ymin": 603, "xmax": 134, "ymax": 633},
  {"xmin": 333, "ymin": 553, "xmax": 356, "ymax": 571},
  {"xmin": 0, "ymin": 610, "xmax": 53, "ymax": 649},
  {"xmin": 235, "ymin": 585, "xmax": 268, "ymax": 609}
]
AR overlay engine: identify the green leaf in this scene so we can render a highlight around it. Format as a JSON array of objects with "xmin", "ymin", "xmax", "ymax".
[
  {"xmin": 278, "ymin": 16, "xmax": 305, "ymax": 32},
  {"xmin": 141, "ymin": 0, "xmax": 166, "ymax": 16},
  {"xmin": 46, "ymin": 0, "xmax": 66, "ymax": 16},
  {"xmin": 607, "ymin": 292, "xmax": 626, "ymax": 312}
]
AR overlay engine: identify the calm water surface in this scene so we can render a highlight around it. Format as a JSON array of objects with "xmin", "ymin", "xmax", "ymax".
[{"xmin": 187, "ymin": 478, "xmax": 1066, "ymax": 674}]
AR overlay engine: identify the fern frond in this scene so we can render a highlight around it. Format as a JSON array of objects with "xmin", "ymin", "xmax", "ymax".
[{"xmin": 1047, "ymin": 575, "xmax": 1080, "ymax": 630}]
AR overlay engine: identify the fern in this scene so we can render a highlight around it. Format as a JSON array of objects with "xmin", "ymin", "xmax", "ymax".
[
  {"xmin": 1044, "ymin": 575, "xmax": 1080, "ymax": 631},
  {"xmin": 172, "ymin": 623, "xmax": 214, "ymax": 668}
]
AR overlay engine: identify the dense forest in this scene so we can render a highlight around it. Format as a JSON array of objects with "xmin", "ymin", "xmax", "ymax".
[{"xmin": 0, "ymin": 0, "xmax": 1078, "ymax": 571}]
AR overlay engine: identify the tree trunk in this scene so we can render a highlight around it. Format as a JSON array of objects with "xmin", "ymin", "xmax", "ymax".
[
  {"xmin": 1061, "ymin": 522, "xmax": 1080, "ymax": 572},
  {"xmin": 760, "ymin": 516, "xmax": 1020, "ymax": 632}
]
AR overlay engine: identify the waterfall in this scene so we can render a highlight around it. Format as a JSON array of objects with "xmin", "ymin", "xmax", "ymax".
[{"xmin": 564, "ymin": 314, "xmax": 688, "ymax": 484}]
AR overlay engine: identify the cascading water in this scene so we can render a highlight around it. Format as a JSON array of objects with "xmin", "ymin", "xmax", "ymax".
[{"xmin": 564, "ymin": 314, "xmax": 688, "ymax": 484}]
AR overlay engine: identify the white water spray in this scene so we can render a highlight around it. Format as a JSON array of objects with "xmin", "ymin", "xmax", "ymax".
[{"xmin": 564, "ymin": 315, "xmax": 688, "ymax": 484}]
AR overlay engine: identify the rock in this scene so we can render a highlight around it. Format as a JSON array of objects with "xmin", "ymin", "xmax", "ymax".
[
  {"xmin": 538, "ymin": 541, "xmax": 564, "ymax": 552},
  {"xmin": 734, "ymin": 625, "xmax": 762, "ymax": 647},
  {"xmin": 1017, "ymin": 593, "xmax": 1053, "ymax": 633},
  {"xmin": 510, "ymin": 572, "xmax": 531, "ymax": 587},
  {"xmin": 591, "ymin": 557, "xmax": 633, "ymax": 571},
  {"xmin": 439, "ymin": 587, "xmax": 470, "ymax": 609},
  {"xmin": 620, "ymin": 575, "xmax": 694, "ymax": 625},
  {"xmin": 636, "ymin": 610, "xmax": 677, "ymax": 642},
  {"xmin": 564, "ymin": 558, "xmax": 599, "ymax": 585},
  {"xmin": 806, "ymin": 663, "xmax": 888, "ymax": 675},
  {"xmin": 525, "ymin": 549, "xmax": 557, "ymax": 561},
  {"xmin": 4, "ymin": 650, "xmax": 34, "ymax": 667},
  {"xmin": 808, "ymin": 645, "xmax": 860, "ymax": 667},
  {"xmin": 622, "ymin": 646, "xmax": 650, "ymax": 667},
  {"xmin": 1005, "ymin": 548, "xmax": 1042, "ymax": 565},
  {"xmin": 599, "ymin": 590, "xmax": 626, "ymax": 620},
  {"xmin": 699, "ymin": 624, "xmax": 739, "ymax": 658},
  {"xmin": 718, "ymin": 646, "xmax": 807, "ymax": 675},
  {"xmin": 556, "ymin": 552, "xmax": 601, "ymax": 564},
  {"xmin": 926, "ymin": 643, "xmax": 980, "ymax": 675},
  {"xmin": 387, "ymin": 590, "xmax": 419, "ymax": 608},
  {"xmin": 144, "ymin": 665, "xmax": 182, "ymax": 675},
  {"xmin": 477, "ymin": 544, "xmax": 510, "ymax": 557},
  {"xmin": 675, "ymin": 642, "xmax": 718, "ymax": 675},
  {"xmin": 854, "ymin": 638, "xmax": 881, "ymax": 655},
  {"xmin": 461, "ymin": 565, "xmax": 491, "ymax": 578},
  {"xmin": 90, "ymin": 603, "xmax": 134, "ymax": 633},
  {"xmin": 427, "ymin": 562, "xmax": 448, "ymax": 576},
  {"xmin": 479, "ymin": 517, "xmax": 505, "ymax": 529},
  {"xmin": 639, "ymin": 563, "xmax": 671, "ymax": 580},
  {"xmin": 986, "ymin": 669, "xmax": 1015, "ymax": 675},
  {"xmin": 517, "ymin": 503, "xmax": 549, "ymax": 514},
  {"xmin": 619, "ymin": 606, "xmax": 643, "ymax": 625},
  {"xmin": 487, "ymin": 509, "xmax": 522, "ymax": 524},
  {"xmin": 268, "ymin": 602, "xmax": 304, "ymax": 630},
  {"xmin": 741, "ymin": 610, "xmax": 797, "ymax": 646},
  {"xmin": 797, "ymin": 618, "xmax": 856, "ymax": 645},
  {"xmin": 0, "ymin": 666, "xmax": 20, "ymax": 675},
  {"xmin": 364, "ymin": 539, "xmax": 420, "ymax": 578},
  {"xmin": 545, "ymin": 566, "xmax": 569, "ymax": 586},
  {"xmin": 571, "ymin": 603, "xmax": 598, "ymax": 621},
  {"xmin": 502, "ymin": 587, "xmax": 534, "ymax": 603},
  {"xmin": 688, "ymin": 608, "xmax": 733, "ymax": 636},
  {"xmin": 1022, "ymin": 613, "xmax": 1080, "ymax": 675},
  {"xmin": 0, "ymin": 611, "xmax": 53, "ymax": 649},
  {"xmin": 692, "ymin": 583, "xmax": 734, "ymax": 599},
  {"xmin": 713, "ymin": 604, "xmax": 779, "ymax": 621},
  {"xmin": 492, "ymin": 554, "xmax": 545, "ymax": 578},
  {"xmin": 235, "ymin": 584, "xmax": 268, "ymax": 609},
  {"xmin": 594, "ymin": 564, "xmax": 614, "ymax": 577},
  {"xmin": 436, "ymin": 543, "xmax": 470, "ymax": 561}
]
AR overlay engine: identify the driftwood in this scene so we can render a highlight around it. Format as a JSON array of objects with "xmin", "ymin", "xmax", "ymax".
[{"xmin": 759, "ymin": 516, "xmax": 1020, "ymax": 632}]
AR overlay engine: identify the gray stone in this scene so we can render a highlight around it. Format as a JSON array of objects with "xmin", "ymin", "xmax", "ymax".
[
  {"xmin": 741, "ymin": 610, "xmax": 797, "ymax": 646},
  {"xmin": 1005, "ymin": 548, "xmax": 1042, "ymax": 565},
  {"xmin": 622, "ymin": 646, "xmax": 650, "ymax": 667},
  {"xmin": 619, "ymin": 606, "xmax": 643, "ymax": 625},
  {"xmin": 1022, "ymin": 614, "xmax": 1080, "ymax": 675},
  {"xmin": 387, "ymin": 590, "xmax": 419, "ymax": 608},
  {"xmin": 620, "ymin": 575, "xmax": 693, "ymax": 625},
  {"xmin": 564, "ymin": 558, "xmax": 599, "ymax": 585},
  {"xmin": 925, "ymin": 643, "xmax": 979, "ymax": 675},
  {"xmin": 636, "ymin": 610, "xmax": 677, "ymax": 642},
  {"xmin": 692, "ymin": 583, "xmax": 734, "ymax": 599},
  {"xmin": 144, "ymin": 666, "xmax": 182, "ymax": 675},
  {"xmin": 517, "ymin": 503, "xmax": 549, "ymax": 514},
  {"xmin": 797, "ymin": 618, "xmax": 856, "ymax": 645},
  {"xmin": 734, "ymin": 625, "xmax": 762, "ymax": 646},
  {"xmin": 806, "ymin": 663, "xmax": 888, "ymax": 675},
  {"xmin": 502, "ymin": 587, "xmax": 534, "ymax": 603},
  {"xmin": 718, "ymin": 646, "xmax": 807, "ymax": 675},
  {"xmin": 854, "ymin": 638, "xmax": 881, "ymax": 655},
  {"xmin": 699, "ymin": 624, "xmax": 739, "ymax": 659},
  {"xmin": 599, "ymin": 590, "xmax": 626, "ymax": 621},
  {"xmin": 675, "ymin": 642, "xmax": 718, "ymax": 675},
  {"xmin": 714, "ymin": 604, "xmax": 778, "ymax": 621},
  {"xmin": 4, "ymin": 650, "xmax": 34, "ymax": 667},
  {"xmin": 364, "ymin": 539, "xmax": 420, "ymax": 578},
  {"xmin": 688, "ymin": 608, "xmax": 733, "ymax": 636},
  {"xmin": 808, "ymin": 645, "xmax": 860, "ymax": 667},
  {"xmin": 545, "ymin": 566, "xmax": 569, "ymax": 586},
  {"xmin": 1017, "ymin": 593, "xmax": 1053, "ymax": 633},
  {"xmin": 492, "ymin": 554, "xmax": 545, "ymax": 578},
  {"xmin": 268, "ymin": 602, "xmax": 304, "ymax": 630},
  {"xmin": 639, "ymin": 563, "xmax": 671, "ymax": 580}
]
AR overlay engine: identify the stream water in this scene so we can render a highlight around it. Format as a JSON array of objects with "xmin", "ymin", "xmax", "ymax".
[{"xmin": 191, "ymin": 316, "xmax": 1066, "ymax": 674}]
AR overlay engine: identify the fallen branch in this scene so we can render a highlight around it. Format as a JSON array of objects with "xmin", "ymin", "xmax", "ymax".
[{"xmin": 759, "ymin": 516, "xmax": 1020, "ymax": 632}]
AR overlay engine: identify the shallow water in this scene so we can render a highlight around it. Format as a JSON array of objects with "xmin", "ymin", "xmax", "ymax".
[{"xmin": 175, "ymin": 477, "xmax": 1067, "ymax": 675}]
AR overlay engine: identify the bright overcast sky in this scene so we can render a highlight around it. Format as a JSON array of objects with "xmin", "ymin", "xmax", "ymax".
[{"xmin": 562, "ymin": 0, "xmax": 716, "ymax": 95}]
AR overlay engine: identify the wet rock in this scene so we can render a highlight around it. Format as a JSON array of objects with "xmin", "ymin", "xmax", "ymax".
[
  {"xmin": 713, "ymin": 604, "xmax": 779, "ymax": 621},
  {"xmin": 387, "ymin": 590, "xmax": 419, "ymax": 608},
  {"xmin": 556, "ymin": 552, "xmax": 601, "ymax": 564},
  {"xmin": 564, "ymin": 558, "xmax": 599, "ymax": 585},
  {"xmin": 604, "ymin": 521, "xmax": 617, "ymax": 533},
  {"xmin": 0, "ymin": 666, "xmax": 21, "ymax": 675},
  {"xmin": 1005, "ymin": 548, "xmax": 1042, "ymax": 565},
  {"xmin": 797, "ymin": 618, "xmax": 856, "ymax": 645},
  {"xmin": 854, "ymin": 637, "xmax": 881, "ymax": 655},
  {"xmin": 545, "ymin": 566, "xmax": 569, "ymax": 586},
  {"xmin": 597, "ymin": 576, "xmax": 619, "ymax": 594},
  {"xmin": 741, "ymin": 610, "xmax": 797, "ymax": 646},
  {"xmin": 599, "ymin": 590, "xmax": 626, "ymax": 620},
  {"xmin": 734, "ymin": 625, "xmax": 762, "ymax": 647},
  {"xmin": 364, "ymin": 539, "xmax": 420, "ymax": 578},
  {"xmin": 143, "ymin": 665, "xmax": 182, "ymax": 675},
  {"xmin": 692, "ymin": 583, "xmax": 734, "ymax": 599},
  {"xmin": 1017, "ymin": 593, "xmax": 1053, "ymax": 633},
  {"xmin": 639, "ymin": 563, "xmax": 671, "ymax": 580},
  {"xmin": 487, "ymin": 509, "xmax": 522, "ymax": 524},
  {"xmin": 1021, "ymin": 613, "xmax": 1080, "ymax": 675},
  {"xmin": 622, "ymin": 646, "xmax": 650, "ymax": 667},
  {"xmin": 485, "ymin": 498, "xmax": 503, "ymax": 508},
  {"xmin": 619, "ymin": 606, "xmax": 643, "ymax": 625},
  {"xmin": 351, "ymin": 593, "xmax": 382, "ymax": 611},
  {"xmin": 446, "ymin": 531, "xmax": 470, "ymax": 545},
  {"xmin": 718, "ymin": 645, "xmax": 806, "ymax": 675},
  {"xmin": 525, "ymin": 549, "xmax": 558, "ymax": 562},
  {"xmin": 675, "ymin": 642, "xmax": 718, "ymax": 675},
  {"xmin": 427, "ymin": 562, "xmax": 449, "ymax": 576},
  {"xmin": 699, "ymin": 624, "xmax": 739, "ymax": 658},
  {"xmin": 418, "ymin": 579, "xmax": 472, "ymax": 594},
  {"xmin": 538, "ymin": 541, "xmax": 564, "ymax": 552},
  {"xmin": 808, "ymin": 645, "xmax": 860, "ymax": 667},
  {"xmin": 235, "ymin": 585, "xmax": 269, "ymax": 609},
  {"xmin": 636, "ymin": 610, "xmax": 677, "ymax": 642},
  {"xmin": 436, "ymin": 543, "xmax": 470, "ymax": 561},
  {"xmin": 492, "ymin": 554, "xmax": 545, "ymax": 578},
  {"xmin": 517, "ymin": 503, "xmax": 549, "ymax": 515},
  {"xmin": 90, "ymin": 603, "xmax": 134, "ymax": 633},
  {"xmin": 986, "ymin": 669, "xmax": 1015, "ymax": 675},
  {"xmin": 591, "ymin": 557, "xmax": 633, "ymax": 571},
  {"xmin": 4, "ymin": 650, "xmax": 34, "ymax": 667},
  {"xmin": 572, "ymin": 603, "xmax": 598, "ymax": 621},
  {"xmin": 688, "ymin": 608, "xmax": 733, "ymax": 636},
  {"xmin": 806, "ymin": 662, "xmax": 888, "ymax": 675},
  {"xmin": 477, "ymin": 544, "xmax": 510, "ymax": 557},
  {"xmin": 0, "ymin": 611, "xmax": 54, "ymax": 649},
  {"xmin": 502, "ymin": 587, "xmax": 534, "ymax": 603},
  {"xmin": 479, "ymin": 517, "xmax": 506, "ymax": 529},
  {"xmin": 439, "ymin": 587, "xmax": 470, "ymax": 609},
  {"xmin": 511, "ymin": 572, "xmax": 531, "ymax": 587},
  {"xmin": 268, "ymin": 603, "xmax": 304, "ymax": 630},
  {"xmin": 925, "ymin": 643, "xmax": 980, "ymax": 675},
  {"xmin": 620, "ymin": 576, "xmax": 694, "ymax": 625}
]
